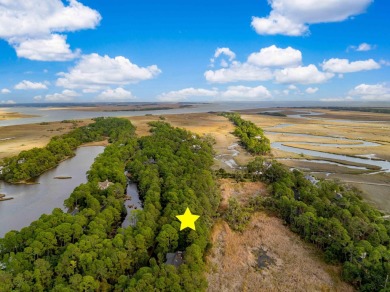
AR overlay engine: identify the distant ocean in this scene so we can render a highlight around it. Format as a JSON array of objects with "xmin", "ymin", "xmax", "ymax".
[{"xmin": 1, "ymin": 101, "xmax": 389, "ymax": 127}]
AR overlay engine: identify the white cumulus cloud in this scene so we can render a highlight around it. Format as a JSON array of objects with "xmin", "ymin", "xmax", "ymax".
[
  {"xmin": 214, "ymin": 48, "xmax": 236, "ymax": 61},
  {"xmin": 379, "ymin": 60, "xmax": 390, "ymax": 66},
  {"xmin": 357, "ymin": 43, "xmax": 374, "ymax": 51},
  {"xmin": 56, "ymin": 53, "xmax": 161, "ymax": 90},
  {"xmin": 220, "ymin": 85, "xmax": 272, "ymax": 100},
  {"xmin": 44, "ymin": 90, "xmax": 80, "ymax": 102},
  {"xmin": 205, "ymin": 45, "xmax": 331, "ymax": 85},
  {"xmin": 306, "ymin": 87, "xmax": 319, "ymax": 94},
  {"xmin": 157, "ymin": 85, "xmax": 272, "ymax": 102},
  {"xmin": 1, "ymin": 88, "xmax": 11, "ymax": 94},
  {"xmin": 322, "ymin": 58, "xmax": 380, "ymax": 73},
  {"xmin": 252, "ymin": 13, "xmax": 307, "ymax": 36},
  {"xmin": 248, "ymin": 45, "xmax": 302, "ymax": 67},
  {"xmin": 320, "ymin": 97, "xmax": 354, "ymax": 102},
  {"xmin": 14, "ymin": 80, "xmax": 48, "ymax": 90},
  {"xmin": 349, "ymin": 83, "xmax": 390, "ymax": 100},
  {"xmin": 275, "ymin": 65, "xmax": 334, "ymax": 84},
  {"xmin": 208, "ymin": 47, "xmax": 273, "ymax": 83},
  {"xmin": 11, "ymin": 34, "xmax": 81, "ymax": 61},
  {"xmin": 158, "ymin": 88, "xmax": 218, "ymax": 102},
  {"xmin": 252, "ymin": 0, "xmax": 373, "ymax": 36},
  {"xmin": 348, "ymin": 43, "xmax": 375, "ymax": 52},
  {"xmin": 210, "ymin": 48, "xmax": 237, "ymax": 67},
  {"xmin": 97, "ymin": 88, "xmax": 136, "ymax": 100},
  {"xmin": 0, "ymin": 100, "xmax": 16, "ymax": 104},
  {"xmin": 0, "ymin": 0, "xmax": 101, "ymax": 61},
  {"xmin": 205, "ymin": 62, "xmax": 273, "ymax": 83}
]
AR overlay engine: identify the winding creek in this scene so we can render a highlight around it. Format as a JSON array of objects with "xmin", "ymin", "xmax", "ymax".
[
  {"xmin": 214, "ymin": 124, "xmax": 390, "ymax": 173},
  {"xmin": 265, "ymin": 130, "xmax": 390, "ymax": 172},
  {"xmin": 0, "ymin": 146, "xmax": 104, "ymax": 237},
  {"xmin": 122, "ymin": 177, "xmax": 143, "ymax": 228},
  {"xmin": 214, "ymin": 143, "xmax": 241, "ymax": 169}
]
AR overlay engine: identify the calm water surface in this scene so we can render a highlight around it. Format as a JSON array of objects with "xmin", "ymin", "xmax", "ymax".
[
  {"xmin": 272, "ymin": 142, "xmax": 390, "ymax": 172},
  {"xmin": 122, "ymin": 181, "xmax": 142, "ymax": 228},
  {"xmin": 0, "ymin": 146, "xmax": 104, "ymax": 237}
]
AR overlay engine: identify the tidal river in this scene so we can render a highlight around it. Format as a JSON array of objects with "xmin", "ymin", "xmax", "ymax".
[{"xmin": 0, "ymin": 146, "xmax": 104, "ymax": 237}]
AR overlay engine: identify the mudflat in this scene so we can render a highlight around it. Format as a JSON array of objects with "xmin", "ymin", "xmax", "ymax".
[{"xmin": 0, "ymin": 108, "xmax": 37, "ymax": 121}]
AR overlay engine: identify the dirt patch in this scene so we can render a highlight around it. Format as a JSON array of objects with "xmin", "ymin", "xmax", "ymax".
[{"xmin": 206, "ymin": 213, "xmax": 353, "ymax": 292}]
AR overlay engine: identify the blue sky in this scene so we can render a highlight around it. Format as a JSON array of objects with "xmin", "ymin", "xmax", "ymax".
[{"xmin": 0, "ymin": 0, "xmax": 389, "ymax": 104}]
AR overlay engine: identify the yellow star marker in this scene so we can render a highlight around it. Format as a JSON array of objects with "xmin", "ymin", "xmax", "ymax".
[{"xmin": 176, "ymin": 207, "xmax": 200, "ymax": 231}]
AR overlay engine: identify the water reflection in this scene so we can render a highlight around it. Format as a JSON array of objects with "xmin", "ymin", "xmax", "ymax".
[
  {"xmin": 0, "ymin": 146, "xmax": 104, "ymax": 237},
  {"xmin": 122, "ymin": 181, "xmax": 142, "ymax": 228},
  {"xmin": 272, "ymin": 142, "xmax": 390, "ymax": 172}
]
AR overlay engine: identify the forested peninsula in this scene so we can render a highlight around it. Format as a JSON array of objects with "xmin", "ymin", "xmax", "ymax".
[
  {"xmin": 0, "ymin": 118, "xmax": 219, "ymax": 291},
  {"xmin": 0, "ymin": 118, "xmax": 134, "ymax": 183},
  {"xmin": 221, "ymin": 112, "xmax": 270, "ymax": 155}
]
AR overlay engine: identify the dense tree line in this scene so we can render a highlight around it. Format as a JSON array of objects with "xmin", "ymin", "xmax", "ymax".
[
  {"xmin": 220, "ymin": 112, "xmax": 270, "ymax": 155},
  {"xmin": 0, "ymin": 117, "xmax": 135, "ymax": 183},
  {"xmin": 0, "ymin": 118, "xmax": 137, "ymax": 290},
  {"xmin": 322, "ymin": 107, "xmax": 390, "ymax": 114},
  {"xmin": 246, "ymin": 158, "xmax": 390, "ymax": 291},
  {"xmin": 0, "ymin": 119, "xmax": 220, "ymax": 291},
  {"xmin": 122, "ymin": 121, "xmax": 219, "ymax": 290}
]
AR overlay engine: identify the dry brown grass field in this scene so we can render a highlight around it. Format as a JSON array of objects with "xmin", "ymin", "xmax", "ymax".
[
  {"xmin": 0, "ymin": 119, "xmax": 94, "ymax": 159},
  {"xmin": 206, "ymin": 179, "xmax": 353, "ymax": 292},
  {"xmin": 218, "ymin": 178, "xmax": 267, "ymax": 211}
]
